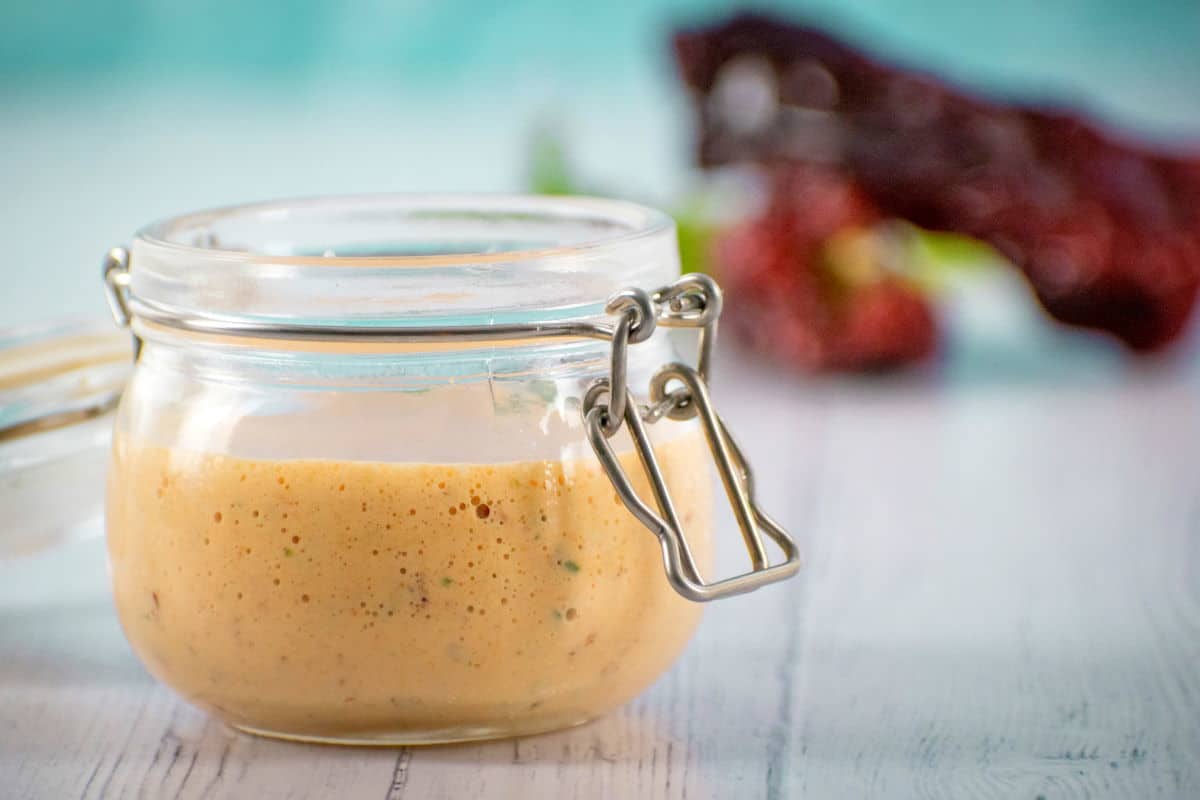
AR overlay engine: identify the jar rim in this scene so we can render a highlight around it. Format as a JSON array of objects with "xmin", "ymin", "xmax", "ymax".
[
  {"xmin": 124, "ymin": 194, "xmax": 681, "ymax": 330},
  {"xmin": 135, "ymin": 193, "xmax": 674, "ymax": 267}
]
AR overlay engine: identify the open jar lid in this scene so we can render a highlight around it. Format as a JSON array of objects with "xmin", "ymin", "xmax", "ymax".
[{"xmin": 0, "ymin": 319, "xmax": 130, "ymax": 557}]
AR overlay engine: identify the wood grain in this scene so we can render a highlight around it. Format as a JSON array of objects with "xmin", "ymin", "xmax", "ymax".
[{"xmin": 2, "ymin": 356, "xmax": 1197, "ymax": 799}]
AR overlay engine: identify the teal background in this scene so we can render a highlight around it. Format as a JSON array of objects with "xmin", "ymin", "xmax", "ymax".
[
  {"xmin": 2, "ymin": 0, "xmax": 1198, "ymax": 327},
  {"xmin": 4, "ymin": 0, "xmax": 1198, "ymax": 132}
]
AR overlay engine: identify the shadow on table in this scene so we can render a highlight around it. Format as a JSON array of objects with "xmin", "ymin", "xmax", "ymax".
[
  {"xmin": 0, "ymin": 597, "xmax": 146, "ymax": 688},
  {"xmin": 409, "ymin": 711, "xmax": 668, "ymax": 765}
]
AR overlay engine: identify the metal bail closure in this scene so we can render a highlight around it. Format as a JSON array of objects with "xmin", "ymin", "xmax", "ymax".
[
  {"xmin": 584, "ymin": 367, "xmax": 801, "ymax": 603},
  {"xmin": 102, "ymin": 246, "xmax": 141, "ymax": 359}
]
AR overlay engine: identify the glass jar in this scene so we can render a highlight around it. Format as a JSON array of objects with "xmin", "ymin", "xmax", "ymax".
[{"xmin": 101, "ymin": 194, "xmax": 797, "ymax": 745}]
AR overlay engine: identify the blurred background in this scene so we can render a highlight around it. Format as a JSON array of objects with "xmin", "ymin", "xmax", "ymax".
[
  {"xmin": 6, "ymin": 5, "xmax": 1200, "ymax": 789},
  {"xmin": 3, "ymin": 0, "xmax": 1200, "ymax": 380}
]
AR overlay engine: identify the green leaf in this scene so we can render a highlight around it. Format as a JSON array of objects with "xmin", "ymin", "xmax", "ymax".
[
  {"xmin": 674, "ymin": 210, "xmax": 718, "ymax": 276},
  {"xmin": 528, "ymin": 125, "xmax": 578, "ymax": 196},
  {"xmin": 897, "ymin": 225, "xmax": 1007, "ymax": 294}
]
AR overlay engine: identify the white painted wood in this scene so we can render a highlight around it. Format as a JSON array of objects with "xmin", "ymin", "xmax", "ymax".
[{"xmin": 2, "ymin": 354, "xmax": 1198, "ymax": 799}]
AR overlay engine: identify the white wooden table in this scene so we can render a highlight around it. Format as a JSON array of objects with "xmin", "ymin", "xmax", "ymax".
[{"xmin": 3, "ymin": 350, "xmax": 1198, "ymax": 799}]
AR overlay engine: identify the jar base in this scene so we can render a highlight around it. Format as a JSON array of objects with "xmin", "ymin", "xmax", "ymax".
[{"xmin": 231, "ymin": 713, "xmax": 598, "ymax": 747}]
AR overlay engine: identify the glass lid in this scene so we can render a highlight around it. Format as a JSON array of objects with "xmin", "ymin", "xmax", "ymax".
[{"xmin": 0, "ymin": 319, "xmax": 129, "ymax": 557}]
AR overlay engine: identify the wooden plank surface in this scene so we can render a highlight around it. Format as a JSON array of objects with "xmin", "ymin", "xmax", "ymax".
[{"xmin": 2, "ymin": 353, "xmax": 1198, "ymax": 799}]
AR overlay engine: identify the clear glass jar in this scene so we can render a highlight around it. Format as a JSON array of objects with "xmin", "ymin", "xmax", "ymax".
[{"xmin": 102, "ymin": 195, "xmax": 796, "ymax": 745}]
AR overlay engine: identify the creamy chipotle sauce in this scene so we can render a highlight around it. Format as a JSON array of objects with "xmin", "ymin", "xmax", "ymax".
[{"xmin": 107, "ymin": 431, "xmax": 712, "ymax": 742}]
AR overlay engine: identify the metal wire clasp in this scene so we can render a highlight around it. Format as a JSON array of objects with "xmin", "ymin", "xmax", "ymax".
[
  {"xmin": 102, "ymin": 247, "xmax": 142, "ymax": 359},
  {"xmin": 582, "ymin": 275, "xmax": 800, "ymax": 602}
]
